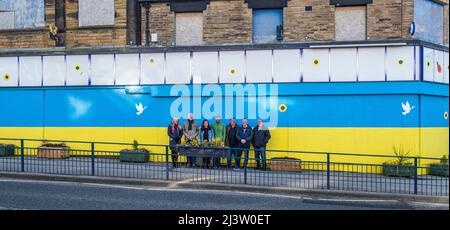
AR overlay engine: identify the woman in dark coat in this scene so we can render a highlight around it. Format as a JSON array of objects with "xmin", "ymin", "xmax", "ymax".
[
  {"xmin": 199, "ymin": 119, "xmax": 214, "ymax": 168},
  {"xmin": 168, "ymin": 117, "xmax": 183, "ymax": 168}
]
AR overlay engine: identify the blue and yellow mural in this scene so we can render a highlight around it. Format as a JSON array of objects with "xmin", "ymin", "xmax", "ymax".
[{"xmin": 0, "ymin": 81, "xmax": 448, "ymax": 163}]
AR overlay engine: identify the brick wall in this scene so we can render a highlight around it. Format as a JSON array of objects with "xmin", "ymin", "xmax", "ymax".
[
  {"xmin": 284, "ymin": 0, "xmax": 335, "ymax": 41},
  {"xmin": 140, "ymin": 3, "xmax": 174, "ymax": 46},
  {"xmin": 1, "ymin": 0, "xmax": 449, "ymax": 50},
  {"xmin": 64, "ymin": 0, "xmax": 127, "ymax": 48},
  {"xmin": 0, "ymin": 0, "xmax": 56, "ymax": 49},
  {"xmin": 203, "ymin": 0, "xmax": 252, "ymax": 44}
]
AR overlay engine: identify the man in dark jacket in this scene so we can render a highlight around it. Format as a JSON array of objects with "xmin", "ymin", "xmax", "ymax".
[
  {"xmin": 236, "ymin": 118, "xmax": 252, "ymax": 169},
  {"xmin": 252, "ymin": 119, "xmax": 271, "ymax": 170},
  {"xmin": 225, "ymin": 118, "xmax": 240, "ymax": 169},
  {"xmin": 168, "ymin": 117, "xmax": 183, "ymax": 168}
]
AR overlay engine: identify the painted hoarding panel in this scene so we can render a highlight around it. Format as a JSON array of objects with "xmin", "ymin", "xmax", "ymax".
[
  {"xmin": 444, "ymin": 52, "xmax": 449, "ymax": 84},
  {"xmin": 166, "ymin": 52, "xmax": 191, "ymax": 84},
  {"xmin": 66, "ymin": 55, "xmax": 90, "ymax": 86},
  {"xmin": 0, "ymin": 56, "xmax": 18, "ymax": 87},
  {"xmin": 0, "ymin": 89, "xmax": 44, "ymax": 126},
  {"xmin": 43, "ymin": 55, "xmax": 66, "ymax": 86},
  {"xmin": 386, "ymin": 46, "xmax": 414, "ymax": 81},
  {"xmin": 141, "ymin": 53, "xmax": 165, "ymax": 85},
  {"xmin": 358, "ymin": 47, "xmax": 385, "ymax": 82},
  {"xmin": 91, "ymin": 54, "xmax": 115, "ymax": 86},
  {"xmin": 273, "ymin": 49, "xmax": 300, "ymax": 83},
  {"xmin": 433, "ymin": 50, "xmax": 444, "ymax": 83},
  {"xmin": 246, "ymin": 50, "xmax": 272, "ymax": 83},
  {"xmin": 115, "ymin": 54, "xmax": 140, "ymax": 86},
  {"xmin": 330, "ymin": 48, "xmax": 357, "ymax": 82},
  {"xmin": 422, "ymin": 47, "xmax": 434, "ymax": 82},
  {"xmin": 303, "ymin": 49, "xmax": 329, "ymax": 82},
  {"xmin": 192, "ymin": 52, "xmax": 218, "ymax": 84},
  {"xmin": 219, "ymin": 51, "xmax": 245, "ymax": 84},
  {"xmin": 19, "ymin": 56, "xmax": 42, "ymax": 86}
]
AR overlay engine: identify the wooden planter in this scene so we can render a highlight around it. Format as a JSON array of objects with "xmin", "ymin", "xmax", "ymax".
[
  {"xmin": 179, "ymin": 146, "xmax": 225, "ymax": 167},
  {"xmin": 382, "ymin": 164, "xmax": 414, "ymax": 177},
  {"xmin": 37, "ymin": 147, "xmax": 70, "ymax": 159},
  {"xmin": 428, "ymin": 164, "xmax": 449, "ymax": 177},
  {"xmin": 270, "ymin": 158, "xmax": 302, "ymax": 172},
  {"xmin": 119, "ymin": 150, "xmax": 150, "ymax": 163},
  {"xmin": 0, "ymin": 145, "xmax": 15, "ymax": 157}
]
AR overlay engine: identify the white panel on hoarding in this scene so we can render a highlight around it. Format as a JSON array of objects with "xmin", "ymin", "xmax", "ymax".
[
  {"xmin": 43, "ymin": 55, "xmax": 65, "ymax": 86},
  {"xmin": 19, "ymin": 56, "xmax": 42, "ymax": 86},
  {"xmin": 273, "ymin": 49, "xmax": 300, "ymax": 83},
  {"xmin": 302, "ymin": 49, "xmax": 329, "ymax": 82},
  {"xmin": 66, "ymin": 55, "xmax": 90, "ymax": 86},
  {"xmin": 330, "ymin": 48, "xmax": 357, "ymax": 82},
  {"xmin": 433, "ymin": 50, "xmax": 444, "ymax": 83},
  {"xmin": 444, "ymin": 52, "xmax": 449, "ymax": 84},
  {"xmin": 115, "ymin": 54, "xmax": 140, "ymax": 85},
  {"xmin": 422, "ymin": 47, "xmax": 434, "ymax": 82},
  {"xmin": 91, "ymin": 54, "xmax": 115, "ymax": 86},
  {"xmin": 192, "ymin": 52, "xmax": 218, "ymax": 84},
  {"xmin": 0, "ymin": 56, "xmax": 18, "ymax": 87},
  {"xmin": 141, "ymin": 53, "xmax": 165, "ymax": 85},
  {"xmin": 166, "ymin": 52, "xmax": 191, "ymax": 84},
  {"xmin": 219, "ymin": 51, "xmax": 245, "ymax": 84},
  {"xmin": 246, "ymin": 50, "xmax": 272, "ymax": 83},
  {"xmin": 358, "ymin": 47, "xmax": 385, "ymax": 81},
  {"xmin": 386, "ymin": 46, "xmax": 414, "ymax": 81}
]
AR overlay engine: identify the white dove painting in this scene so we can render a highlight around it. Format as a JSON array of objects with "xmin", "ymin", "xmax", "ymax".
[
  {"xmin": 401, "ymin": 101, "xmax": 415, "ymax": 116},
  {"xmin": 135, "ymin": 102, "xmax": 147, "ymax": 116}
]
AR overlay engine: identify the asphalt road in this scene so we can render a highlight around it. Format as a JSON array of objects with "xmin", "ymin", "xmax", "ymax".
[{"xmin": 0, "ymin": 179, "xmax": 447, "ymax": 210}]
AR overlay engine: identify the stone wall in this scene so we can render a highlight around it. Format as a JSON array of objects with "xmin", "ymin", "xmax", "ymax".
[
  {"xmin": 1, "ymin": 0, "xmax": 449, "ymax": 50},
  {"xmin": 64, "ymin": 0, "xmax": 127, "ymax": 48},
  {"xmin": 0, "ymin": 0, "xmax": 55, "ymax": 49}
]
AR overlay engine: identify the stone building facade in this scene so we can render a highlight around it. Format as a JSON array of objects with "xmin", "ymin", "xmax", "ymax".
[{"xmin": 0, "ymin": 0, "xmax": 448, "ymax": 49}]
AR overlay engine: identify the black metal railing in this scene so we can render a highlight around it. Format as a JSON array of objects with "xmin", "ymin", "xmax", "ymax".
[{"xmin": 0, "ymin": 138, "xmax": 448, "ymax": 196}]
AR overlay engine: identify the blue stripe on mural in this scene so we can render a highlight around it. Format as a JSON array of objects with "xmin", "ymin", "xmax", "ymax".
[{"xmin": 0, "ymin": 82, "xmax": 448, "ymax": 128}]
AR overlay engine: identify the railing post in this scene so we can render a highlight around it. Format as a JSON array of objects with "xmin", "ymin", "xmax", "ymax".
[
  {"xmin": 91, "ymin": 142, "xmax": 95, "ymax": 176},
  {"xmin": 414, "ymin": 157, "xmax": 418, "ymax": 195},
  {"xmin": 244, "ymin": 149, "xmax": 248, "ymax": 185},
  {"xmin": 326, "ymin": 153, "xmax": 330, "ymax": 190},
  {"xmin": 165, "ymin": 146, "xmax": 169, "ymax": 180},
  {"xmin": 20, "ymin": 139, "xmax": 24, "ymax": 172}
]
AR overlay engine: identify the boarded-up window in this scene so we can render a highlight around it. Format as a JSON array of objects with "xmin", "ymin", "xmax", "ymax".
[
  {"xmin": 0, "ymin": 0, "xmax": 45, "ymax": 30},
  {"xmin": 175, "ymin": 13, "xmax": 203, "ymax": 46},
  {"xmin": 335, "ymin": 6, "xmax": 367, "ymax": 41},
  {"xmin": 413, "ymin": 0, "xmax": 444, "ymax": 45},
  {"xmin": 78, "ymin": 0, "xmax": 115, "ymax": 27}
]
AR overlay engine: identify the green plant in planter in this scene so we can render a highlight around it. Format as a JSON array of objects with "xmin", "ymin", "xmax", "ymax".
[
  {"xmin": 428, "ymin": 155, "xmax": 449, "ymax": 177},
  {"xmin": 382, "ymin": 145, "xmax": 414, "ymax": 177},
  {"xmin": 120, "ymin": 140, "xmax": 150, "ymax": 163}
]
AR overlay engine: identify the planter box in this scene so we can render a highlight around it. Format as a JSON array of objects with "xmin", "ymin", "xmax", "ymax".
[
  {"xmin": 120, "ymin": 150, "xmax": 149, "ymax": 163},
  {"xmin": 270, "ymin": 158, "xmax": 302, "ymax": 172},
  {"xmin": 0, "ymin": 145, "xmax": 15, "ymax": 157},
  {"xmin": 382, "ymin": 164, "xmax": 414, "ymax": 177},
  {"xmin": 428, "ymin": 164, "xmax": 449, "ymax": 177},
  {"xmin": 37, "ymin": 147, "xmax": 70, "ymax": 159},
  {"xmin": 179, "ymin": 146, "xmax": 225, "ymax": 167}
]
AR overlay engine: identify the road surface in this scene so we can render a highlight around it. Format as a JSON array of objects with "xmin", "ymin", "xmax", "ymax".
[{"xmin": 0, "ymin": 178, "xmax": 447, "ymax": 210}]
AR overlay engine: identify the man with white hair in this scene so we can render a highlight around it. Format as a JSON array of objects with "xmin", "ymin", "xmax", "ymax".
[{"xmin": 182, "ymin": 113, "xmax": 199, "ymax": 167}]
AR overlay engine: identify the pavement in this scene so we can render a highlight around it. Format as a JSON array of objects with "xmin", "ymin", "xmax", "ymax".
[
  {"xmin": 0, "ymin": 178, "xmax": 448, "ymax": 210},
  {"xmin": 0, "ymin": 156, "xmax": 448, "ymax": 197}
]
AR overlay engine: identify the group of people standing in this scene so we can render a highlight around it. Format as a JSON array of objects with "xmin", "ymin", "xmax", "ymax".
[{"xmin": 168, "ymin": 113, "xmax": 271, "ymax": 170}]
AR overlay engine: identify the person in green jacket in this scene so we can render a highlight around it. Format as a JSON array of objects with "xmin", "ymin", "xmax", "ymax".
[{"xmin": 210, "ymin": 115, "xmax": 226, "ymax": 168}]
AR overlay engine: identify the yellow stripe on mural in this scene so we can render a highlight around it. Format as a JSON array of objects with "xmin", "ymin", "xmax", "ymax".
[{"xmin": 0, "ymin": 127, "xmax": 448, "ymax": 168}]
